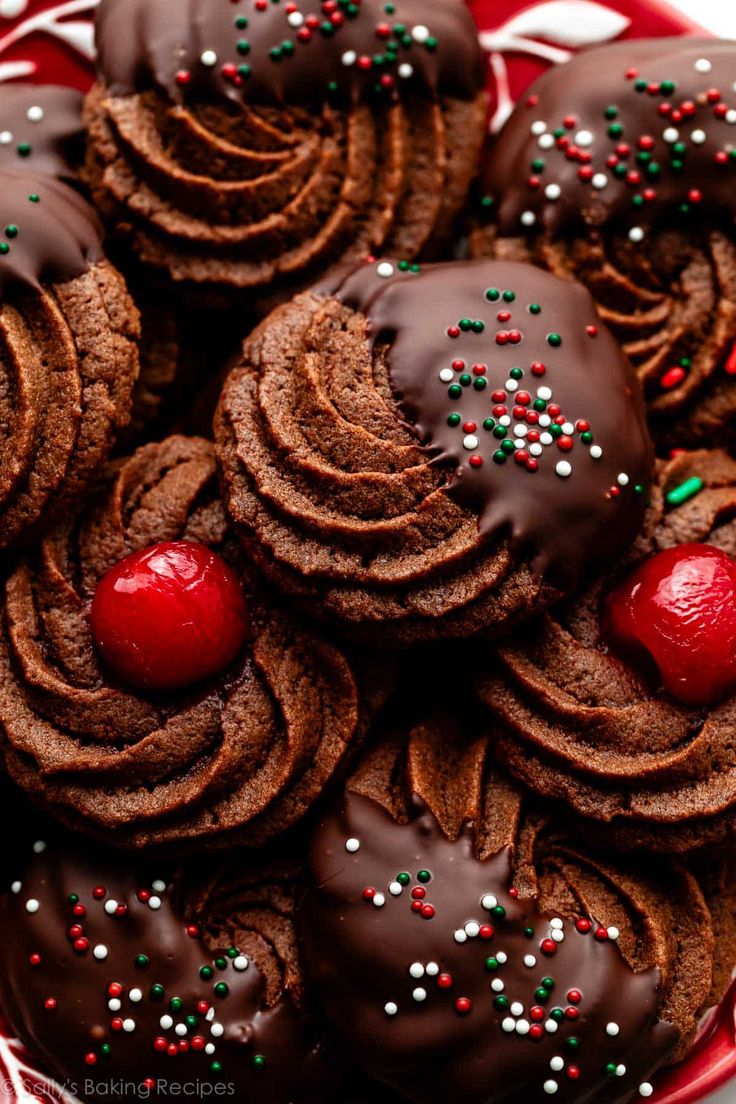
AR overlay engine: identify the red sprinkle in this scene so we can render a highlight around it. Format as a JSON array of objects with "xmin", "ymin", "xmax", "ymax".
[
  {"xmin": 411, "ymin": 887, "xmax": 426, "ymax": 900},
  {"xmin": 455, "ymin": 998, "xmax": 472, "ymax": 1015},
  {"xmin": 469, "ymin": 456, "xmax": 483, "ymax": 470},
  {"xmin": 660, "ymin": 366, "xmax": 686, "ymax": 391},
  {"xmin": 479, "ymin": 924, "xmax": 494, "ymax": 940},
  {"xmin": 44, "ymin": 998, "xmax": 57, "ymax": 1011},
  {"xmin": 29, "ymin": 953, "xmax": 41, "ymax": 967},
  {"xmin": 437, "ymin": 973, "xmax": 453, "ymax": 989},
  {"xmin": 594, "ymin": 926, "xmax": 609, "ymax": 942},
  {"xmin": 567, "ymin": 990, "xmax": 582, "ymax": 1004},
  {"xmin": 575, "ymin": 918, "xmax": 592, "ymax": 934},
  {"xmin": 421, "ymin": 903, "xmax": 436, "ymax": 919},
  {"xmin": 541, "ymin": 939, "xmax": 557, "ymax": 956},
  {"xmin": 725, "ymin": 344, "xmax": 736, "ymax": 376}
]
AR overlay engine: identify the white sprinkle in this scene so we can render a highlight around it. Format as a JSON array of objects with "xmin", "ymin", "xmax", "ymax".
[
  {"xmin": 639, "ymin": 1085, "xmax": 654, "ymax": 1098},
  {"xmin": 514, "ymin": 440, "xmax": 526, "ymax": 451},
  {"xmin": 524, "ymin": 955, "xmax": 537, "ymax": 968},
  {"xmin": 544, "ymin": 184, "xmax": 561, "ymax": 201},
  {"xmin": 617, "ymin": 473, "xmax": 629, "ymax": 486},
  {"xmin": 389, "ymin": 881, "xmax": 403, "ymax": 896},
  {"xmin": 32, "ymin": 840, "xmax": 46, "ymax": 854},
  {"xmin": 439, "ymin": 368, "xmax": 454, "ymax": 383},
  {"xmin": 663, "ymin": 127, "xmax": 679, "ymax": 143},
  {"xmin": 590, "ymin": 444, "xmax": 603, "ymax": 459},
  {"xmin": 233, "ymin": 956, "xmax": 249, "ymax": 971},
  {"xmin": 409, "ymin": 963, "xmax": 425, "ymax": 979},
  {"xmin": 385, "ymin": 1002, "xmax": 398, "ymax": 1016},
  {"xmin": 175, "ymin": 1024, "xmax": 188, "ymax": 1037},
  {"xmin": 538, "ymin": 134, "xmax": 555, "ymax": 150},
  {"xmin": 531, "ymin": 121, "xmax": 547, "ymax": 136},
  {"xmin": 463, "ymin": 435, "xmax": 479, "ymax": 451},
  {"xmin": 491, "ymin": 979, "xmax": 505, "ymax": 992},
  {"xmin": 544, "ymin": 1081, "xmax": 559, "ymax": 1095},
  {"xmin": 411, "ymin": 24, "xmax": 430, "ymax": 43},
  {"xmin": 341, "ymin": 48, "xmax": 356, "ymax": 66},
  {"xmin": 545, "ymin": 1019, "xmax": 559, "ymax": 1034},
  {"xmin": 561, "ymin": 423, "xmax": 574, "ymax": 436},
  {"xmin": 575, "ymin": 129, "xmax": 593, "ymax": 147},
  {"xmin": 454, "ymin": 929, "xmax": 468, "ymax": 944},
  {"xmin": 540, "ymin": 432, "xmax": 553, "ymax": 446},
  {"xmin": 0, "ymin": 131, "xmax": 13, "ymax": 147},
  {"xmin": 345, "ymin": 838, "xmax": 360, "ymax": 853},
  {"xmin": 288, "ymin": 10, "xmax": 305, "ymax": 27},
  {"xmin": 200, "ymin": 50, "xmax": 217, "ymax": 67},
  {"xmin": 25, "ymin": 899, "xmax": 40, "ymax": 914},
  {"xmin": 521, "ymin": 210, "xmax": 537, "ymax": 226},
  {"xmin": 550, "ymin": 1057, "xmax": 564, "ymax": 1072},
  {"xmin": 206, "ymin": 1008, "xmax": 215, "ymax": 1022},
  {"xmin": 210, "ymin": 1023, "xmax": 224, "ymax": 1038},
  {"xmin": 691, "ymin": 129, "xmax": 706, "ymax": 145},
  {"xmin": 426, "ymin": 963, "xmax": 439, "ymax": 977},
  {"xmin": 505, "ymin": 379, "xmax": 519, "ymax": 392},
  {"xmin": 529, "ymin": 443, "xmax": 543, "ymax": 457},
  {"xmin": 412, "ymin": 988, "xmax": 427, "ymax": 1002},
  {"xmin": 551, "ymin": 929, "xmax": 564, "ymax": 943},
  {"xmin": 694, "ymin": 57, "xmax": 712, "ymax": 73},
  {"xmin": 501, "ymin": 1017, "xmax": 516, "ymax": 1033},
  {"xmin": 616, "ymin": 1065, "xmax": 627, "ymax": 1077},
  {"xmin": 608, "ymin": 926, "xmax": 620, "ymax": 941},
  {"xmin": 373, "ymin": 893, "xmax": 386, "ymax": 908},
  {"xmin": 516, "ymin": 1019, "xmax": 531, "ymax": 1035},
  {"xmin": 592, "ymin": 172, "xmax": 608, "ymax": 190},
  {"xmin": 537, "ymin": 386, "xmax": 552, "ymax": 401},
  {"xmin": 93, "ymin": 944, "xmax": 108, "ymax": 961},
  {"xmin": 629, "ymin": 226, "xmax": 644, "ymax": 243},
  {"xmin": 160, "ymin": 1015, "xmax": 174, "ymax": 1030},
  {"xmin": 152, "ymin": 880, "xmax": 166, "ymax": 893},
  {"xmin": 510, "ymin": 1002, "xmax": 524, "ymax": 1017},
  {"xmin": 550, "ymin": 918, "xmax": 563, "ymax": 930},
  {"xmin": 538, "ymin": 414, "xmax": 551, "ymax": 428},
  {"xmin": 499, "ymin": 415, "xmax": 512, "ymax": 427},
  {"xmin": 108, "ymin": 999, "xmax": 122, "ymax": 1012},
  {"xmin": 27, "ymin": 106, "xmax": 44, "ymax": 123},
  {"xmin": 398, "ymin": 63, "xmax": 413, "ymax": 79},
  {"xmin": 376, "ymin": 262, "xmax": 394, "ymax": 279},
  {"xmin": 130, "ymin": 989, "xmax": 143, "ymax": 1003},
  {"xmin": 148, "ymin": 896, "xmax": 162, "ymax": 911},
  {"xmin": 122, "ymin": 1019, "xmax": 136, "ymax": 1033},
  {"xmin": 556, "ymin": 460, "xmax": 572, "ymax": 479},
  {"xmin": 105, "ymin": 900, "xmax": 119, "ymax": 915},
  {"xmin": 496, "ymin": 952, "xmax": 508, "ymax": 965},
  {"xmin": 607, "ymin": 1022, "xmax": 620, "ymax": 1037},
  {"xmin": 514, "ymin": 424, "xmax": 528, "ymax": 438},
  {"xmin": 205, "ymin": 1044, "xmax": 215, "ymax": 1056},
  {"xmin": 10, "ymin": 881, "xmax": 21, "ymax": 894},
  {"xmin": 465, "ymin": 921, "xmax": 480, "ymax": 938}
]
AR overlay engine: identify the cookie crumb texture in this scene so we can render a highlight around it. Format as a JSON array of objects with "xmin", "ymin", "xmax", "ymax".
[
  {"xmin": 216, "ymin": 258, "xmax": 652, "ymax": 644},
  {"xmin": 0, "ymin": 832, "xmax": 333, "ymax": 1104},
  {"xmin": 83, "ymin": 0, "xmax": 486, "ymax": 299},
  {"xmin": 0, "ymin": 169, "xmax": 138, "ymax": 551},
  {"xmin": 0, "ymin": 436, "xmax": 387, "ymax": 850},
  {"xmin": 477, "ymin": 448, "xmax": 736, "ymax": 852},
  {"xmin": 300, "ymin": 717, "xmax": 730, "ymax": 1103}
]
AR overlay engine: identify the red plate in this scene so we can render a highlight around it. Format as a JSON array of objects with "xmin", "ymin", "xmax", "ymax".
[{"xmin": 0, "ymin": 1, "xmax": 732, "ymax": 1102}]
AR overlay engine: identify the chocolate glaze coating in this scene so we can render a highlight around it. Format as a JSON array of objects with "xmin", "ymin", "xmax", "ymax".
[
  {"xmin": 0, "ymin": 169, "xmax": 102, "ymax": 299},
  {"xmin": 0, "ymin": 86, "xmax": 84, "ymax": 181},
  {"xmin": 0, "ymin": 828, "xmax": 332, "ymax": 1104},
  {"xmin": 300, "ymin": 793, "xmax": 677, "ymax": 1104},
  {"xmin": 482, "ymin": 38, "xmax": 736, "ymax": 239},
  {"xmin": 322, "ymin": 259, "xmax": 653, "ymax": 586},
  {"xmin": 95, "ymin": 0, "xmax": 483, "ymax": 107}
]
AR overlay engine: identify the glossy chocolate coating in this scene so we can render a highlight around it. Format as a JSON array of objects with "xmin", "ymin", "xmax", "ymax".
[{"xmin": 0, "ymin": 85, "xmax": 83, "ymax": 180}]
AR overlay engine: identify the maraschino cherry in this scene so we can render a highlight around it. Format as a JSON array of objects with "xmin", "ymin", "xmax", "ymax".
[
  {"xmin": 90, "ymin": 541, "xmax": 249, "ymax": 693},
  {"xmin": 606, "ymin": 543, "xmax": 736, "ymax": 706}
]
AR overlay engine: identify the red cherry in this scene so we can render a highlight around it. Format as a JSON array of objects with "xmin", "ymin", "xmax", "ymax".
[
  {"xmin": 606, "ymin": 544, "xmax": 736, "ymax": 705},
  {"xmin": 90, "ymin": 541, "xmax": 249, "ymax": 693}
]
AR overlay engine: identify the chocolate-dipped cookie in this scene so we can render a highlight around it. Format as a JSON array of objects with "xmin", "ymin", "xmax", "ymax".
[
  {"xmin": 83, "ymin": 0, "xmax": 487, "ymax": 305},
  {"xmin": 215, "ymin": 258, "xmax": 653, "ymax": 645},
  {"xmin": 0, "ymin": 168, "xmax": 139, "ymax": 551},
  {"xmin": 477, "ymin": 448, "xmax": 736, "ymax": 852},
  {"xmin": 470, "ymin": 38, "xmax": 736, "ymax": 448},
  {"xmin": 0, "ymin": 822, "xmax": 334, "ymax": 1103},
  {"xmin": 0, "ymin": 85, "xmax": 84, "ymax": 181},
  {"xmin": 0, "ymin": 435, "xmax": 391, "ymax": 850},
  {"xmin": 299, "ymin": 716, "xmax": 733, "ymax": 1104}
]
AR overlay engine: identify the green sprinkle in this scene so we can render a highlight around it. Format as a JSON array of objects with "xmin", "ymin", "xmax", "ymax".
[
  {"xmin": 604, "ymin": 105, "xmax": 618, "ymax": 119},
  {"xmin": 397, "ymin": 872, "xmax": 410, "ymax": 886},
  {"xmin": 531, "ymin": 159, "xmax": 544, "ymax": 173},
  {"xmin": 459, "ymin": 374, "xmax": 472, "ymax": 387},
  {"xmin": 170, "ymin": 997, "xmax": 183, "ymax": 1013},
  {"xmin": 581, "ymin": 431, "xmax": 593, "ymax": 444},
  {"xmin": 135, "ymin": 955, "xmax": 149, "ymax": 969},
  {"xmin": 566, "ymin": 1036, "xmax": 580, "ymax": 1050},
  {"xmin": 533, "ymin": 398, "xmax": 547, "ymax": 412},
  {"xmin": 483, "ymin": 418, "xmax": 495, "ymax": 431},
  {"xmin": 447, "ymin": 413, "xmax": 461, "ymax": 427},
  {"xmin": 211, "ymin": 1062, "xmax": 223, "ymax": 1075},
  {"xmin": 186, "ymin": 1014, "xmax": 198, "ymax": 1028},
  {"xmin": 660, "ymin": 79, "xmax": 675, "ymax": 94},
  {"xmin": 493, "ymin": 425, "xmax": 507, "ymax": 439},
  {"xmin": 227, "ymin": 947, "xmax": 239, "ymax": 959},
  {"xmin": 535, "ymin": 987, "xmax": 550, "ymax": 1003},
  {"xmin": 528, "ymin": 303, "xmax": 541, "ymax": 314},
  {"xmin": 200, "ymin": 966, "xmax": 214, "ymax": 980},
  {"xmin": 215, "ymin": 957, "xmax": 227, "ymax": 970},
  {"xmin": 214, "ymin": 982, "xmax": 229, "ymax": 997},
  {"xmin": 606, "ymin": 1062, "xmax": 618, "ymax": 1076},
  {"xmin": 5, "ymin": 225, "xmax": 18, "ymax": 239},
  {"xmin": 417, "ymin": 870, "xmax": 431, "ymax": 884},
  {"xmin": 485, "ymin": 957, "xmax": 499, "ymax": 971},
  {"xmin": 473, "ymin": 377, "xmax": 487, "ymax": 391},
  {"xmin": 68, "ymin": 894, "xmax": 79, "ymax": 904},
  {"xmin": 547, "ymin": 332, "xmax": 562, "ymax": 347},
  {"xmin": 459, "ymin": 318, "xmax": 472, "ymax": 331},
  {"xmin": 28, "ymin": 193, "xmax": 40, "ymax": 203},
  {"xmin": 634, "ymin": 79, "xmax": 647, "ymax": 92},
  {"xmin": 542, "ymin": 977, "xmax": 555, "ymax": 991},
  {"xmin": 551, "ymin": 1008, "xmax": 565, "ymax": 1023},
  {"xmin": 607, "ymin": 123, "xmax": 623, "ymax": 139},
  {"xmin": 448, "ymin": 384, "xmax": 462, "ymax": 399},
  {"xmin": 0, "ymin": 243, "xmax": 10, "ymax": 255},
  {"xmin": 237, "ymin": 39, "xmax": 250, "ymax": 54},
  {"xmin": 235, "ymin": 15, "xmax": 249, "ymax": 28},
  {"xmin": 471, "ymin": 319, "xmax": 485, "ymax": 333},
  {"xmin": 100, "ymin": 1044, "xmax": 111, "ymax": 1056},
  {"xmin": 524, "ymin": 927, "xmax": 534, "ymax": 939},
  {"xmin": 16, "ymin": 143, "xmax": 31, "ymax": 157},
  {"xmin": 666, "ymin": 476, "xmax": 703, "ymax": 506},
  {"xmin": 493, "ymin": 450, "xmax": 507, "ymax": 465},
  {"xmin": 510, "ymin": 367, "xmax": 523, "ymax": 380},
  {"xmin": 500, "ymin": 441, "xmax": 514, "ymax": 456},
  {"xmin": 252, "ymin": 1055, "xmax": 266, "ymax": 1070},
  {"xmin": 493, "ymin": 995, "xmax": 509, "ymax": 1010},
  {"xmin": 150, "ymin": 984, "xmax": 165, "ymax": 1000},
  {"xmin": 485, "ymin": 288, "xmax": 500, "ymax": 302},
  {"xmin": 480, "ymin": 195, "xmax": 494, "ymax": 210},
  {"xmin": 503, "ymin": 290, "xmax": 516, "ymax": 303}
]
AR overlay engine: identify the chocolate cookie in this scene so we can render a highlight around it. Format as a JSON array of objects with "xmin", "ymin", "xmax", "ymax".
[
  {"xmin": 215, "ymin": 257, "xmax": 653, "ymax": 644},
  {"xmin": 83, "ymin": 0, "xmax": 487, "ymax": 304},
  {"xmin": 0, "ymin": 822, "xmax": 334, "ymax": 1103},
  {"xmin": 476, "ymin": 448, "xmax": 736, "ymax": 852},
  {"xmin": 0, "ymin": 435, "xmax": 391, "ymax": 850},
  {"xmin": 0, "ymin": 85, "xmax": 84, "ymax": 181},
  {"xmin": 299, "ymin": 715, "xmax": 733, "ymax": 1104},
  {"xmin": 0, "ymin": 168, "xmax": 139, "ymax": 550},
  {"xmin": 470, "ymin": 38, "xmax": 736, "ymax": 448}
]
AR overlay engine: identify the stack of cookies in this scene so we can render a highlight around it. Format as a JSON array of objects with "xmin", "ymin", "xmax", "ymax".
[{"xmin": 0, "ymin": 7, "xmax": 735, "ymax": 1104}]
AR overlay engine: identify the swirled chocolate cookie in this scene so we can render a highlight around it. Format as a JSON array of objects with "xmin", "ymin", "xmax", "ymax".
[
  {"xmin": 477, "ymin": 448, "xmax": 736, "ymax": 852},
  {"xmin": 0, "ymin": 824, "xmax": 334, "ymax": 1103},
  {"xmin": 470, "ymin": 39, "xmax": 736, "ymax": 447},
  {"xmin": 299, "ymin": 716, "xmax": 733, "ymax": 1104},
  {"xmin": 216, "ymin": 258, "xmax": 653, "ymax": 644},
  {"xmin": 0, "ymin": 168, "xmax": 139, "ymax": 550},
  {"xmin": 0, "ymin": 85, "xmax": 84, "ymax": 180},
  {"xmin": 83, "ymin": 0, "xmax": 487, "ymax": 304},
  {"xmin": 0, "ymin": 435, "xmax": 390, "ymax": 850}
]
